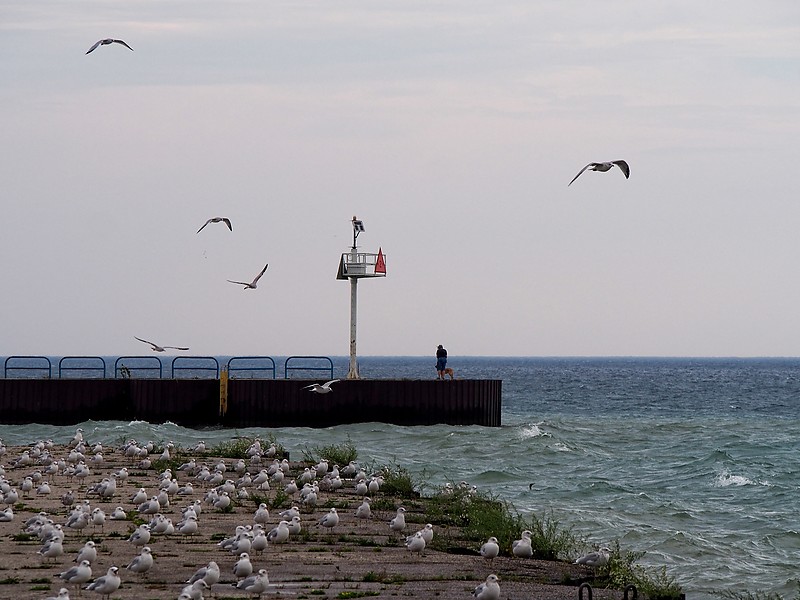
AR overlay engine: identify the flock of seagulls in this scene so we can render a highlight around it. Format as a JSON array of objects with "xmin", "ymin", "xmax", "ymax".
[
  {"xmin": 133, "ymin": 210, "xmax": 264, "ymax": 350},
  {"xmin": 133, "ymin": 210, "xmax": 268, "ymax": 349},
  {"xmin": 0, "ymin": 430, "xmax": 613, "ymax": 600},
  {"xmin": 85, "ymin": 34, "xmax": 632, "ymax": 356},
  {"xmin": 194, "ymin": 214, "xmax": 269, "ymax": 291},
  {"xmin": 81, "ymin": 39, "xmax": 264, "ymax": 352}
]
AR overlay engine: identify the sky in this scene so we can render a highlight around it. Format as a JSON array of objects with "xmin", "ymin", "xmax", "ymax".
[{"xmin": 2, "ymin": 1, "xmax": 800, "ymax": 358}]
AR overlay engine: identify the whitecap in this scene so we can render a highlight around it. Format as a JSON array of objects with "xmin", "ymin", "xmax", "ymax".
[
  {"xmin": 120, "ymin": 420, "xmax": 151, "ymax": 428},
  {"xmin": 714, "ymin": 469, "xmax": 753, "ymax": 487},
  {"xmin": 519, "ymin": 423, "xmax": 550, "ymax": 439}
]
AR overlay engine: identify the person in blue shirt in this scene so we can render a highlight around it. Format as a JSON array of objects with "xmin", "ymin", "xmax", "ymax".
[{"xmin": 435, "ymin": 345, "xmax": 448, "ymax": 380}]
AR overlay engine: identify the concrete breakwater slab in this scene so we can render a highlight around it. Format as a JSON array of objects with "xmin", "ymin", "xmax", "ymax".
[{"xmin": 0, "ymin": 441, "xmax": 612, "ymax": 600}]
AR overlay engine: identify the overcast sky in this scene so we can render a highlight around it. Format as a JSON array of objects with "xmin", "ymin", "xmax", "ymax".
[{"xmin": 2, "ymin": 2, "xmax": 799, "ymax": 358}]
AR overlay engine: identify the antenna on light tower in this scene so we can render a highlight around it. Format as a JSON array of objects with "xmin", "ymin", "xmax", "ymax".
[
  {"xmin": 336, "ymin": 216, "xmax": 386, "ymax": 380},
  {"xmin": 352, "ymin": 216, "xmax": 364, "ymax": 248}
]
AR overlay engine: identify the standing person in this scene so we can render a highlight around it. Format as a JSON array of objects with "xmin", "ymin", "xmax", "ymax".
[{"xmin": 436, "ymin": 345, "xmax": 448, "ymax": 380}]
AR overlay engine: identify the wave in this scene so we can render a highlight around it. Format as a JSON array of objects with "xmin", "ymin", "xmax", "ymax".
[
  {"xmin": 518, "ymin": 422, "xmax": 550, "ymax": 439},
  {"xmin": 713, "ymin": 468, "xmax": 772, "ymax": 488}
]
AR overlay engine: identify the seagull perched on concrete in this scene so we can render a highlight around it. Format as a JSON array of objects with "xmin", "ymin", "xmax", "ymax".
[
  {"xmin": 128, "ymin": 523, "xmax": 151, "ymax": 547},
  {"xmin": 355, "ymin": 497, "xmax": 372, "ymax": 522},
  {"xmin": 75, "ymin": 540, "xmax": 98, "ymax": 564},
  {"xmin": 59, "ymin": 560, "xmax": 92, "ymax": 589},
  {"xmin": 234, "ymin": 569, "xmax": 269, "ymax": 598},
  {"xmin": 186, "ymin": 560, "xmax": 220, "ymax": 587},
  {"xmin": 302, "ymin": 380, "xmax": 340, "ymax": 394},
  {"xmin": 405, "ymin": 530, "xmax": 426, "ymax": 556},
  {"xmin": 85, "ymin": 566, "xmax": 120, "ymax": 598},
  {"xmin": 86, "ymin": 39, "xmax": 133, "ymax": 54},
  {"xmin": 480, "ymin": 536, "xmax": 500, "ymax": 562},
  {"xmin": 232, "ymin": 552, "xmax": 253, "ymax": 578},
  {"xmin": 266, "ymin": 520, "xmax": 290, "ymax": 544},
  {"xmin": 197, "ymin": 217, "xmax": 232, "ymax": 234},
  {"xmin": 134, "ymin": 337, "xmax": 189, "ymax": 352},
  {"xmin": 389, "ymin": 506, "xmax": 406, "ymax": 533},
  {"xmin": 473, "ymin": 574, "xmax": 501, "ymax": 600},
  {"xmin": 418, "ymin": 523, "xmax": 434, "ymax": 544},
  {"xmin": 181, "ymin": 580, "xmax": 208, "ymax": 600},
  {"xmin": 253, "ymin": 503, "xmax": 270, "ymax": 525},
  {"xmin": 126, "ymin": 546, "xmax": 154, "ymax": 576},
  {"xmin": 512, "ymin": 530, "xmax": 533, "ymax": 558},
  {"xmin": 318, "ymin": 507, "xmax": 339, "ymax": 532},
  {"xmin": 575, "ymin": 546, "xmax": 611, "ymax": 568},
  {"xmin": 228, "ymin": 263, "xmax": 268, "ymax": 290},
  {"xmin": 568, "ymin": 160, "xmax": 630, "ymax": 186}
]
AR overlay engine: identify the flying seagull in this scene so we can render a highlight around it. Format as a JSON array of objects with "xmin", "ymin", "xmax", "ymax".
[
  {"xmin": 134, "ymin": 337, "xmax": 189, "ymax": 352},
  {"xmin": 228, "ymin": 263, "xmax": 268, "ymax": 290},
  {"xmin": 303, "ymin": 380, "xmax": 340, "ymax": 394},
  {"xmin": 568, "ymin": 160, "xmax": 630, "ymax": 186},
  {"xmin": 197, "ymin": 217, "xmax": 232, "ymax": 234},
  {"xmin": 86, "ymin": 39, "xmax": 134, "ymax": 54}
]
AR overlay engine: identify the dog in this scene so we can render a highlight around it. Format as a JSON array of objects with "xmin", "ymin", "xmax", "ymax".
[{"xmin": 442, "ymin": 367, "xmax": 455, "ymax": 380}]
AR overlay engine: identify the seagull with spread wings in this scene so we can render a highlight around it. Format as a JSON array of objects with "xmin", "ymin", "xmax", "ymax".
[
  {"xmin": 197, "ymin": 217, "xmax": 232, "ymax": 234},
  {"xmin": 303, "ymin": 380, "xmax": 340, "ymax": 394},
  {"xmin": 568, "ymin": 160, "xmax": 630, "ymax": 186},
  {"xmin": 134, "ymin": 337, "xmax": 189, "ymax": 352},
  {"xmin": 86, "ymin": 39, "xmax": 134, "ymax": 54},
  {"xmin": 228, "ymin": 263, "xmax": 268, "ymax": 290}
]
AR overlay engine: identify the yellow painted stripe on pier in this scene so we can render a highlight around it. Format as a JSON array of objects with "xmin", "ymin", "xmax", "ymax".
[{"xmin": 219, "ymin": 367, "xmax": 229, "ymax": 416}]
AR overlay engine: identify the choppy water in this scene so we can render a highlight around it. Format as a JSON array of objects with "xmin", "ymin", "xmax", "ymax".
[{"xmin": 1, "ymin": 356, "xmax": 798, "ymax": 599}]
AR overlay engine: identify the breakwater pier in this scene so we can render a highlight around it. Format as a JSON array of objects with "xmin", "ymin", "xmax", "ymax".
[{"xmin": 0, "ymin": 355, "xmax": 501, "ymax": 428}]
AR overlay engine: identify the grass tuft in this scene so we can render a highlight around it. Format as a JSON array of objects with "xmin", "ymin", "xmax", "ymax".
[
  {"xmin": 302, "ymin": 437, "xmax": 358, "ymax": 466},
  {"xmin": 376, "ymin": 463, "xmax": 420, "ymax": 498},
  {"xmin": 591, "ymin": 540, "xmax": 683, "ymax": 600}
]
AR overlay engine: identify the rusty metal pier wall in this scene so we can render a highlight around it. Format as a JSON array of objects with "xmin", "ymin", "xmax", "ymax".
[{"xmin": 0, "ymin": 379, "xmax": 501, "ymax": 428}]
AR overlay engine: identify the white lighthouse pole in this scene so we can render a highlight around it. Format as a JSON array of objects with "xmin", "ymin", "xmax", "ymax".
[
  {"xmin": 348, "ymin": 271, "xmax": 359, "ymax": 379},
  {"xmin": 347, "ymin": 221, "xmax": 362, "ymax": 380}
]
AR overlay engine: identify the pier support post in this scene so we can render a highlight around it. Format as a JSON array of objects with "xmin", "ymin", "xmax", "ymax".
[{"xmin": 348, "ymin": 276, "xmax": 359, "ymax": 379}]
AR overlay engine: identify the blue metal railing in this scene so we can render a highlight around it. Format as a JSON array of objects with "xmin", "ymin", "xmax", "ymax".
[
  {"xmin": 4, "ymin": 356, "xmax": 52, "ymax": 379},
  {"xmin": 284, "ymin": 356, "xmax": 334, "ymax": 380},
  {"xmin": 171, "ymin": 356, "xmax": 219, "ymax": 379},
  {"xmin": 1, "ymin": 355, "xmax": 331, "ymax": 380},
  {"xmin": 227, "ymin": 356, "xmax": 276, "ymax": 379},
  {"xmin": 58, "ymin": 356, "xmax": 106, "ymax": 379},
  {"xmin": 115, "ymin": 356, "xmax": 163, "ymax": 379}
]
